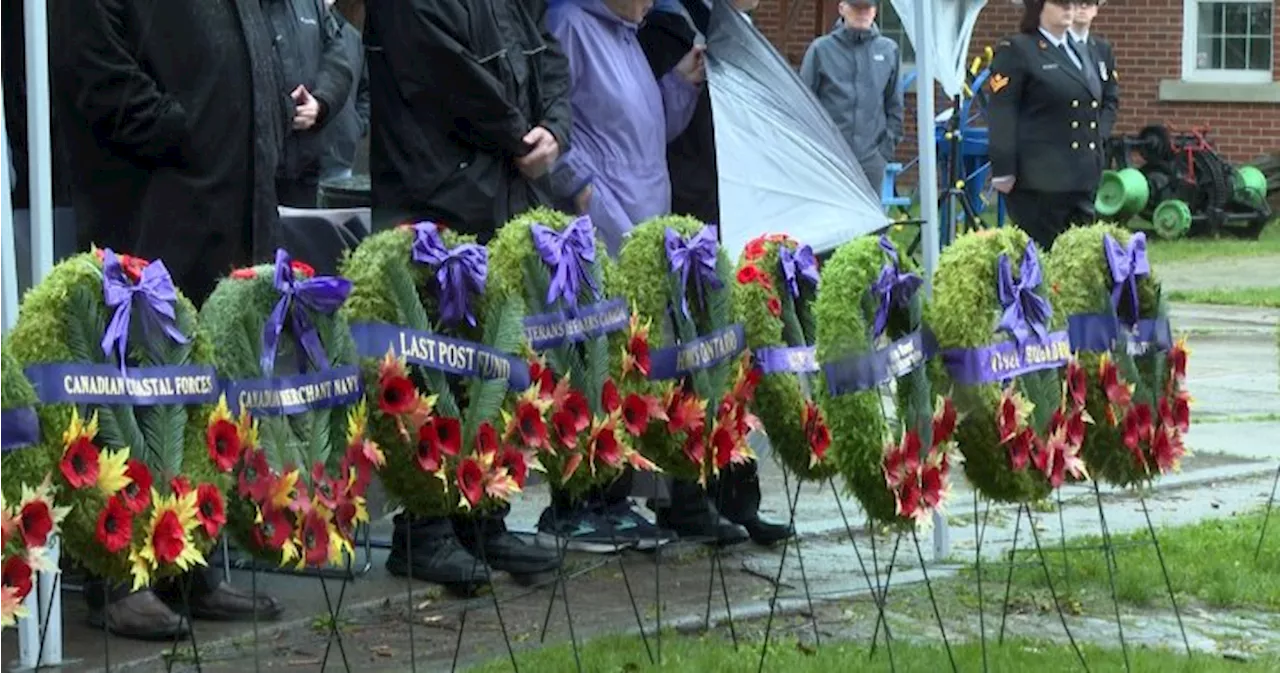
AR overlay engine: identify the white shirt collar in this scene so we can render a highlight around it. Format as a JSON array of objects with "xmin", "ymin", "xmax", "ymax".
[
  {"xmin": 1070, "ymin": 27, "xmax": 1090, "ymax": 43},
  {"xmin": 1039, "ymin": 27, "xmax": 1070, "ymax": 48}
]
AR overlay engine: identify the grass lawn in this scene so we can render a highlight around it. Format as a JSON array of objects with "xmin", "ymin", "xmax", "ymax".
[
  {"xmin": 469, "ymin": 632, "xmax": 1277, "ymax": 672},
  {"xmin": 1165, "ymin": 287, "xmax": 1280, "ymax": 308}
]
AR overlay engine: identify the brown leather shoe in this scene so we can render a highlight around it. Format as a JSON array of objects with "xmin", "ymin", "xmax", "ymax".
[
  {"xmin": 87, "ymin": 589, "xmax": 190, "ymax": 641},
  {"xmin": 170, "ymin": 580, "xmax": 284, "ymax": 622}
]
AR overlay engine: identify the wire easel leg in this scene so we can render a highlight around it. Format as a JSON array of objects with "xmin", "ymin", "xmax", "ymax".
[
  {"xmin": 33, "ymin": 571, "xmax": 61, "ymax": 671},
  {"xmin": 536, "ymin": 508, "xmax": 582, "ymax": 673},
  {"xmin": 1026, "ymin": 504, "xmax": 1091, "ymax": 673},
  {"xmin": 973, "ymin": 492, "xmax": 989, "ymax": 673},
  {"xmin": 830, "ymin": 484, "xmax": 895, "ymax": 672},
  {"xmin": 448, "ymin": 539, "xmax": 486, "ymax": 673},
  {"xmin": 868, "ymin": 532, "xmax": 902, "ymax": 656},
  {"xmin": 472, "ymin": 520, "xmax": 519, "ymax": 673},
  {"xmin": 1257, "ymin": 464, "xmax": 1280, "ymax": 561},
  {"xmin": 783, "ymin": 474, "xmax": 819, "ymax": 647},
  {"xmin": 404, "ymin": 515, "xmax": 417, "ymax": 673},
  {"xmin": 912, "ymin": 528, "xmax": 958, "ymax": 673},
  {"xmin": 654, "ymin": 540, "xmax": 663, "ymax": 666},
  {"xmin": 758, "ymin": 475, "xmax": 804, "ymax": 673},
  {"xmin": 997, "ymin": 504, "xmax": 1023, "ymax": 644},
  {"xmin": 318, "ymin": 566, "xmax": 352, "ymax": 673},
  {"xmin": 1057, "ymin": 490, "xmax": 1070, "ymax": 588},
  {"xmin": 1092, "ymin": 482, "xmax": 1131, "ymax": 673},
  {"xmin": 167, "ymin": 574, "xmax": 202, "ymax": 673},
  {"xmin": 703, "ymin": 482, "xmax": 738, "ymax": 648},
  {"xmin": 607, "ymin": 518, "xmax": 652, "ymax": 664},
  {"xmin": 1139, "ymin": 494, "xmax": 1191, "ymax": 656},
  {"xmin": 252, "ymin": 567, "xmax": 261, "ymax": 673}
]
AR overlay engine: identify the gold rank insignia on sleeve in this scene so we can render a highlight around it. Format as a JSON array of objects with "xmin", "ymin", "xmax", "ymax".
[
  {"xmin": 1112, "ymin": 69, "xmax": 1120, "ymax": 82},
  {"xmin": 989, "ymin": 73, "xmax": 1010, "ymax": 94}
]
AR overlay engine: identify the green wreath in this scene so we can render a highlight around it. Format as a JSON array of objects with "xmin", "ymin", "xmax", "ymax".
[
  {"xmin": 927, "ymin": 228, "xmax": 1087, "ymax": 504},
  {"xmin": 732, "ymin": 233, "xmax": 833, "ymax": 482},
  {"xmin": 488, "ymin": 208, "xmax": 662, "ymax": 498},
  {"xmin": 1047, "ymin": 224, "xmax": 1188, "ymax": 487},
  {"xmin": 2, "ymin": 349, "xmax": 56, "ymax": 502},
  {"xmin": 199, "ymin": 249, "xmax": 373, "ymax": 568},
  {"xmin": 615, "ymin": 216, "xmax": 758, "ymax": 486},
  {"xmin": 814, "ymin": 235, "xmax": 953, "ymax": 525},
  {"xmin": 6, "ymin": 249, "xmax": 224, "ymax": 588},
  {"xmin": 340, "ymin": 223, "xmax": 529, "ymax": 517}
]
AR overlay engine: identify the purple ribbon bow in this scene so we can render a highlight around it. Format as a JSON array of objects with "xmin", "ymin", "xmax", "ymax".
[
  {"xmin": 531, "ymin": 216, "xmax": 600, "ymax": 308},
  {"xmin": 100, "ymin": 248, "xmax": 188, "ymax": 373},
  {"xmin": 869, "ymin": 235, "xmax": 923, "ymax": 339},
  {"xmin": 778, "ymin": 243, "xmax": 821, "ymax": 299},
  {"xmin": 1102, "ymin": 232, "xmax": 1150, "ymax": 327},
  {"xmin": 261, "ymin": 249, "xmax": 352, "ymax": 376},
  {"xmin": 996, "ymin": 241, "xmax": 1053, "ymax": 348},
  {"xmin": 664, "ymin": 226, "xmax": 724, "ymax": 319},
  {"xmin": 412, "ymin": 222, "xmax": 488, "ymax": 327}
]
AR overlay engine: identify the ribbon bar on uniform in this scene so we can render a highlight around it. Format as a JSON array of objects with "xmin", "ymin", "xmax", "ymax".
[
  {"xmin": 222, "ymin": 365, "xmax": 364, "ymax": 417},
  {"xmin": 822, "ymin": 330, "xmax": 933, "ymax": 396},
  {"xmin": 648, "ymin": 323, "xmax": 746, "ymax": 381},
  {"xmin": 523, "ymin": 298, "xmax": 629, "ymax": 350},
  {"xmin": 349, "ymin": 322, "xmax": 531, "ymax": 391},
  {"xmin": 1067, "ymin": 313, "xmax": 1173, "ymax": 356},
  {"xmin": 941, "ymin": 330, "xmax": 1072, "ymax": 386},
  {"xmin": 24, "ymin": 363, "xmax": 220, "ymax": 406}
]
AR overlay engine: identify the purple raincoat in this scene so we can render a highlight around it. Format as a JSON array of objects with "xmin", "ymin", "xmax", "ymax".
[{"xmin": 547, "ymin": 0, "xmax": 701, "ymax": 255}]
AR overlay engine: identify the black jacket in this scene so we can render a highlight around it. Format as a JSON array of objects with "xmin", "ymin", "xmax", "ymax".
[
  {"xmin": 364, "ymin": 0, "xmax": 573, "ymax": 238},
  {"xmin": 638, "ymin": 5, "xmax": 719, "ymax": 225},
  {"xmin": 319, "ymin": 14, "xmax": 371, "ymax": 177},
  {"xmin": 1087, "ymin": 35, "xmax": 1120, "ymax": 140},
  {"xmin": 50, "ymin": 0, "xmax": 288, "ymax": 304},
  {"xmin": 986, "ymin": 32, "xmax": 1104, "ymax": 194},
  {"xmin": 262, "ymin": 0, "xmax": 355, "ymax": 180}
]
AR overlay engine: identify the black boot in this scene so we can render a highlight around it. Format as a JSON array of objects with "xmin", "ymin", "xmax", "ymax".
[
  {"xmin": 714, "ymin": 460, "xmax": 794, "ymax": 547},
  {"xmin": 85, "ymin": 577, "xmax": 189, "ymax": 641},
  {"xmin": 656, "ymin": 478, "xmax": 748, "ymax": 546},
  {"xmin": 454, "ymin": 506, "xmax": 560, "ymax": 584},
  {"xmin": 386, "ymin": 515, "xmax": 490, "ymax": 595}
]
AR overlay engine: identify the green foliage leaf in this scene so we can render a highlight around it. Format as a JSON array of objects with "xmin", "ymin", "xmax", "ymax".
[{"xmin": 385, "ymin": 260, "xmax": 461, "ymax": 418}]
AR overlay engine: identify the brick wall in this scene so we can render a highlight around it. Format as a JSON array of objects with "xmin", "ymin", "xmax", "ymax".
[{"xmin": 752, "ymin": 0, "xmax": 1280, "ymax": 177}]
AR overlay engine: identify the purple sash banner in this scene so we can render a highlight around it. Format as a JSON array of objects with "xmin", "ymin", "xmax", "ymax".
[
  {"xmin": 940, "ymin": 330, "xmax": 1072, "ymax": 386},
  {"xmin": 1, "ymin": 408, "xmax": 41, "ymax": 454},
  {"xmin": 24, "ymin": 363, "xmax": 219, "ymax": 406},
  {"xmin": 648, "ymin": 323, "xmax": 746, "ymax": 381},
  {"xmin": 350, "ymin": 322, "xmax": 531, "ymax": 391},
  {"xmin": 822, "ymin": 330, "xmax": 933, "ymax": 396},
  {"xmin": 222, "ymin": 366, "xmax": 364, "ymax": 417},
  {"xmin": 1067, "ymin": 314, "xmax": 1173, "ymax": 356},
  {"xmin": 523, "ymin": 298, "xmax": 629, "ymax": 350},
  {"xmin": 754, "ymin": 345, "xmax": 819, "ymax": 375}
]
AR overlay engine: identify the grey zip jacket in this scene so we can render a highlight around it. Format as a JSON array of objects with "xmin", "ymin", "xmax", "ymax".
[{"xmin": 800, "ymin": 23, "xmax": 904, "ymax": 178}]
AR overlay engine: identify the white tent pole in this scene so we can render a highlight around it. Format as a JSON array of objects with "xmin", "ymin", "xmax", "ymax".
[
  {"xmin": 912, "ymin": 0, "xmax": 949, "ymax": 560},
  {"xmin": 17, "ymin": 0, "xmax": 66, "ymax": 665},
  {"xmin": 2, "ymin": 93, "xmax": 18, "ymax": 332}
]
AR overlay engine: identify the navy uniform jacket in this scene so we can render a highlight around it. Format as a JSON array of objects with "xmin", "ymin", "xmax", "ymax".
[
  {"xmin": 986, "ymin": 32, "xmax": 1104, "ymax": 194},
  {"xmin": 1086, "ymin": 35, "xmax": 1120, "ymax": 140}
]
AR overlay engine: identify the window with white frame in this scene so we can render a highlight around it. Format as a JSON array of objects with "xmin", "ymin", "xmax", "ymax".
[
  {"xmin": 1182, "ymin": 0, "xmax": 1274, "ymax": 83},
  {"xmin": 879, "ymin": 3, "xmax": 916, "ymax": 65}
]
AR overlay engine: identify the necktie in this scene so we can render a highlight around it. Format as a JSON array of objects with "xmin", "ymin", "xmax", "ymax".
[{"xmin": 1059, "ymin": 42, "xmax": 1081, "ymax": 70}]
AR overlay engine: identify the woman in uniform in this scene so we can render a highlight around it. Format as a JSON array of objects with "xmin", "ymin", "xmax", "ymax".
[{"xmin": 986, "ymin": 0, "xmax": 1104, "ymax": 250}]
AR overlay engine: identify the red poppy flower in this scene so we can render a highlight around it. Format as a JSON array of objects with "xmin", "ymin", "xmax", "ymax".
[
  {"xmin": 1099, "ymin": 356, "xmax": 1132, "ymax": 408},
  {"xmin": 415, "ymin": 425, "xmax": 444, "ymax": 473},
  {"xmin": 921, "ymin": 462, "xmax": 946, "ymax": 509},
  {"xmin": 309, "ymin": 463, "xmax": 340, "ymax": 510},
  {"xmin": 682, "ymin": 432, "xmax": 706, "ymax": 466},
  {"xmin": 883, "ymin": 432, "xmax": 922, "ymax": 488},
  {"xmin": 120, "ymin": 459, "xmax": 154, "ymax": 513},
  {"xmin": 564, "ymin": 390, "xmax": 591, "ymax": 433},
  {"xmin": 60, "ymin": 437, "xmax": 101, "ymax": 489},
  {"xmin": 712, "ymin": 425, "xmax": 736, "ymax": 469},
  {"xmin": 151, "ymin": 509, "xmax": 187, "ymax": 565},
  {"xmin": 253, "ymin": 507, "xmax": 293, "ymax": 551},
  {"xmin": 301, "ymin": 509, "xmax": 330, "ymax": 567},
  {"xmin": 743, "ymin": 238, "xmax": 767, "ymax": 261},
  {"xmin": 170, "ymin": 476, "xmax": 194, "ymax": 498},
  {"xmin": 736, "ymin": 265, "xmax": 763, "ymax": 286},
  {"xmin": 230, "ymin": 268, "xmax": 257, "ymax": 280},
  {"xmin": 767, "ymin": 297, "xmax": 782, "ymax": 317},
  {"xmin": 432, "ymin": 416, "xmax": 462, "ymax": 456},
  {"xmin": 19, "ymin": 500, "xmax": 54, "ymax": 549},
  {"xmin": 1168, "ymin": 340, "xmax": 1188, "ymax": 384},
  {"xmin": 806, "ymin": 414, "xmax": 831, "ymax": 462},
  {"xmin": 1122, "ymin": 403, "xmax": 1153, "ymax": 451},
  {"xmin": 238, "ymin": 449, "xmax": 273, "ymax": 504},
  {"xmin": 1169, "ymin": 392, "xmax": 1191, "ymax": 433},
  {"xmin": 500, "ymin": 449, "xmax": 529, "ymax": 488},
  {"xmin": 626, "ymin": 335, "xmax": 651, "ymax": 377},
  {"xmin": 457, "ymin": 459, "xmax": 485, "ymax": 507},
  {"xmin": 1151, "ymin": 426, "xmax": 1185, "ymax": 474},
  {"xmin": 551, "ymin": 409, "xmax": 582, "ymax": 450},
  {"xmin": 591, "ymin": 426, "xmax": 623, "ymax": 468},
  {"xmin": 516, "ymin": 401, "xmax": 549, "ymax": 450},
  {"xmin": 601, "ymin": 379, "xmax": 621, "ymax": 415},
  {"xmin": 290, "ymin": 260, "xmax": 315, "ymax": 278},
  {"xmin": 996, "ymin": 396, "xmax": 1022, "ymax": 444},
  {"xmin": 93, "ymin": 496, "xmax": 133, "ymax": 553},
  {"xmin": 1065, "ymin": 410, "xmax": 1087, "ymax": 447},
  {"xmin": 932, "ymin": 397, "xmax": 958, "ymax": 445},
  {"xmin": 2, "ymin": 556, "xmax": 33, "ymax": 602},
  {"xmin": 206, "ymin": 419, "xmax": 242, "ymax": 473},
  {"xmin": 1065, "ymin": 360, "xmax": 1088, "ymax": 409},
  {"xmin": 896, "ymin": 478, "xmax": 923, "ymax": 521},
  {"xmin": 475, "ymin": 422, "xmax": 500, "ymax": 455},
  {"xmin": 195, "ymin": 484, "xmax": 226, "ymax": 538},
  {"xmin": 529, "ymin": 361, "xmax": 555, "ymax": 399},
  {"xmin": 378, "ymin": 375, "xmax": 417, "ymax": 416},
  {"xmin": 621, "ymin": 394, "xmax": 652, "ymax": 436},
  {"xmin": 340, "ymin": 443, "xmax": 374, "ymax": 493},
  {"xmin": 1008, "ymin": 427, "xmax": 1036, "ymax": 471}
]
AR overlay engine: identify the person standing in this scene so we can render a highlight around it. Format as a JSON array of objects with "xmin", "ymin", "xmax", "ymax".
[
  {"xmin": 1070, "ymin": 0, "xmax": 1119, "ymax": 142},
  {"xmin": 987, "ymin": 0, "xmax": 1104, "ymax": 250},
  {"xmin": 263, "ymin": 0, "xmax": 356, "ymax": 206},
  {"xmin": 637, "ymin": 0, "xmax": 794, "ymax": 548},
  {"xmin": 318, "ymin": 0, "xmax": 371, "ymax": 183},
  {"xmin": 800, "ymin": 0, "xmax": 904, "ymax": 193},
  {"xmin": 50, "ymin": 0, "xmax": 290, "ymax": 638},
  {"xmin": 364, "ymin": 0, "xmax": 570, "ymax": 589}
]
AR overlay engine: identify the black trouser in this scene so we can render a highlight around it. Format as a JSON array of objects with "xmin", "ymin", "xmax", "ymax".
[
  {"xmin": 275, "ymin": 176, "xmax": 320, "ymax": 209},
  {"xmin": 1004, "ymin": 188, "xmax": 1096, "ymax": 252}
]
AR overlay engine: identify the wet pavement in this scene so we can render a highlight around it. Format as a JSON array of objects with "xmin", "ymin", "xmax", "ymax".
[{"xmin": 4, "ymin": 303, "xmax": 1276, "ymax": 672}]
